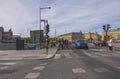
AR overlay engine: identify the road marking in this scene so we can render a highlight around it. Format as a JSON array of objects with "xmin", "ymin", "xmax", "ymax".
[
  {"xmin": 0, "ymin": 63, "xmax": 16, "ymax": 65},
  {"xmin": 38, "ymin": 63, "xmax": 47, "ymax": 66},
  {"xmin": 33, "ymin": 66, "xmax": 45, "ymax": 70},
  {"xmin": 54, "ymin": 54, "xmax": 61, "ymax": 59},
  {"xmin": 90, "ymin": 49, "xmax": 104, "ymax": 52},
  {"xmin": 118, "ymin": 67, "xmax": 120, "ymax": 69},
  {"xmin": 93, "ymin": 68, "xmax": 103, "ymax": 73},
  {"xmin": 90, "ymin": 49, "xmax": 99, "ymax": 51},
  {"xmin": 93, "ymin": 52, "xmax": 111, "ymax": 57},
  {"xmin": 93, "ymin": 67, "xmax": 110, "ymax": 73},
  {"xmin": 116, "ymin": 52, "xmax": 120, "ymax": 53},
  {"xmin": 63, "ymin": 53, "xmax": 72, "ymax": 59},
  {"xmin": 72, "ymin": 68, "xmax": 86, "ymax": 73},
  {"xmin": 24, "ymin": 73, "xmax": 40, "ymax": 79},
  {"xmin": 84, "ymin": 52, "xmax": 98, "ymax": 58},
  {"xmin": 0, "ymin": 66, "xmax": 8, "ymax": 70}
]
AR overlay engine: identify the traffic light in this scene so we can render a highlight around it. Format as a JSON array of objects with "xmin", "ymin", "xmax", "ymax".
[
  {"xmin": 107, "ymin": 24, "xmax": 111, "ymax": 30},
  {"xmin": 45, "ymin": 24, "xmax": 50, "ymax": 34},
  {"xmin": 103, "ymin": 25, "xmax": 106, "ymax": 31}
]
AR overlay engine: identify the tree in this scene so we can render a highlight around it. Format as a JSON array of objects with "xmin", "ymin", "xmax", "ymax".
[{"xmin": 24, "ymin": 37, "xmax": 31, "ymax": 43}]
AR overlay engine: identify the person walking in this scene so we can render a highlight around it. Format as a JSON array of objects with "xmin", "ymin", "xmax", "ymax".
[{"xmin": 107, "ymin": 38, "xmax": 113, "ymax": 51}]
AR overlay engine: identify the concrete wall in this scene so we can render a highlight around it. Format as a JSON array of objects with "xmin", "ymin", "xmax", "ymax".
[
  {"xmin": 0, "ymin": 43, "xmax": 16, "ymax": 50},
  {"xmin": 0, "ymin": 43, "xmax": 41, "ymax": 50}
]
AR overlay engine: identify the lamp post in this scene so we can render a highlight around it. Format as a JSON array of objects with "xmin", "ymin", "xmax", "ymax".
[{"xmin": 39, "ymin": 7, "xmax": 51, "ymax": 49}]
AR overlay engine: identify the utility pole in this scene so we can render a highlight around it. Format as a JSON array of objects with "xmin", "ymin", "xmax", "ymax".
[{"xmin": 55, "ymin": 29, "xmax": 56, "ymax": 41}]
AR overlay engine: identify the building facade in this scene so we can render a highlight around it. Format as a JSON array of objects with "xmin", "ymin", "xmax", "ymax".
[
  {"xmin": 84, "ymin": 32, "xmax": 101, "ymax": 41},
  {"xmin": 58, "ymin": 32, "xmax": 84, "ymax": 42},
  {"xmin": 0, "ymin": 27, "xmax": 13, "ymax": 43},
  {"xmin": 102, "ymin": 28, "xmax": 120, "ymax": 40},
  {"xmin": 30, "ymin": 30, "xmax": 44, "ymax": 43}
]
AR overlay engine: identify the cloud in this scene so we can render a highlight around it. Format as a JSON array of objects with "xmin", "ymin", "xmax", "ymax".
[
  {"xmin": 0, "ymin": 0, "xmax": 120, "ymax": 37},
  {"xmin": 0, "ymin": 0, "xmax": 36, "ymax": 36},
  {"xmin": 48, "ymin": 0, "xmax": 120, "ymax": 36}
]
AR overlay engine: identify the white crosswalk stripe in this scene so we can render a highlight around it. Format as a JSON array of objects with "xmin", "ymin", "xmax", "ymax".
[
  {"xmin": 93, "ymin": 67, "xmax": 110, "ymax": 73},
  {"xmin": 38, "ymin": 63, "xmax": 47, "ymax": 66},
  {"xmin": 72, "ymin": 68, "xmax": 86, "ymax": 73},
  {"xmin": 33, "ymin": 66, "xmax": 45, "ymax": 70},
  {"xmin": 118, "ymin": 67, "xmax": 120, "ymax": 69},
  {"xmin": 24, "ymin": 73, "xmax": 40, "ymax": 79},
  {"xmin": 0, "ymin": 63, "xmax": 16, "ymax": 65},
  {"xmin": 84, "ymin": 52, "xmax": 98, "ymax": 58},
  {"xmin": 63, "ymin": 53, "xmax": 72, "ymax": 59},
  {"xmin": 0, "ymin": 62, "xmax": 16, "ymax": 70},
  {"xmin": 0, "ymin": 66, "xmax": 8, "ymax": 70},
  {"xmin": 93, "ymin": 52, "xmax": 112, "ymax": 57},
  {"xmin": 83, "ymin": 50, "xmax": 113, "ymax": 57},
  {"xmin": 54, "ymin": 54, "xmax": 61, "ymax": 59}
]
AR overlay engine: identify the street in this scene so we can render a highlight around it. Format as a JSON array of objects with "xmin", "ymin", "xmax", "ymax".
[{"xmin": 0, "ymin": 45, "xmax": 120, "ymax": 79}]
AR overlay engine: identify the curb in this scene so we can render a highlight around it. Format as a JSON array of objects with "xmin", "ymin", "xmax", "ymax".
[{"xmin": 0, "ymin": 48, "xmax": 58, "ymax": 61}]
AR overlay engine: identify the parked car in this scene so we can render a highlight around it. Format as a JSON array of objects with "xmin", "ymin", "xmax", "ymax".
[{"xmin": 75, "ymin": 39, "xmax": 88, "ymax": 49}]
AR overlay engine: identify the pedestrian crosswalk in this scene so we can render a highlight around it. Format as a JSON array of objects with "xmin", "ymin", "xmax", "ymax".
[
  {"xmin": 93, "ymin": 67, "xmax": 110, "ymax": 73},
  {"xmin": 24, "ymin": 62, "xmax": 47, "ymax": 79},
  {"xmin": 82, "ymin": 50, "xmax": 116, "ymax": 58},
  {"xmin": 54, "ymin": 53, "xmax": 73, "ymax": 59},
  {"xmin": 0, "ymin": 62, "xmax": 16, "ymax": 70},
  {"xmin": 0, "ymin": 58, "xmax": 119, "ymax": 79},
  {"xmin": 53, "ymin": 51, "xmax": 116, "ymax": 60},
  {"xmin": 0, "ymin": 49, "xmax": 120, "ymax": 79},
  {"xmin": 72, "ymin": 67, "xmax": 111, "ymax": 74},
  {"xmin": 63, "ymin": 53, "xmax": 72, "ymax": 59}
]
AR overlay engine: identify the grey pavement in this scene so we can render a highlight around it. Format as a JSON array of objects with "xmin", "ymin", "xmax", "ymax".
[{"xmin": 0, "ymin": 47, "xmax": 58, "ymax": 60}]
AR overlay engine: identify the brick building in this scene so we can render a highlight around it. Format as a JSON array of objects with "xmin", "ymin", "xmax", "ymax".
[{"xmin": 0, "ymin": 27, "xmax": 13, "ymax": 43}]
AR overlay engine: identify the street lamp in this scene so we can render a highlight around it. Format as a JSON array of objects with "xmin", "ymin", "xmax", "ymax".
[{"xmin": 39, "ymin": 7, "xmax": 51, "ymax": 49}]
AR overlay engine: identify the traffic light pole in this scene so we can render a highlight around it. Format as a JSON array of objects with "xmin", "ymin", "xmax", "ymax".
[
  {"xmin": 102, "ymin": 24, "xmax": 111, "ymax": 51},
  {"xmin": 103, "ymin": 24, "xmax": 111, "ymax": 41},
  {"xmin": 45, "ymin": 20, "xmax": 50, "ymax": 54},
  {"xmin": 39, "ymin": 7, "xmax": 51, "ymax": 49},
  {"xmin": 39, "ymin": 8, "xmax": 42, "ymax": 49}
]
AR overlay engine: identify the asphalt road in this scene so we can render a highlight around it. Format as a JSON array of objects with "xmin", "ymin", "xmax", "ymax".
[{"xmin": 0, "ymin": 46, "xmax": 120, "ymax": 79}]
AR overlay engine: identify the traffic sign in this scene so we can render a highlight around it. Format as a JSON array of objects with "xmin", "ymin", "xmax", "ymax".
[{"xmin": 104, "ymin": 35, "xmax": 110, "ymax": 41}]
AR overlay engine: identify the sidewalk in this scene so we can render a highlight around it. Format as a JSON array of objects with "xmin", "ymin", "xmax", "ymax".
[{"xmin": 0, "ymin": 47, "xmax": 58, "ymax": 60}]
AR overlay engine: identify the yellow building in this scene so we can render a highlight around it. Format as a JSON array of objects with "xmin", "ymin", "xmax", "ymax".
[
  {"xmin": 84, "ymin": 32, "xmax": 101, "ymax": 41},
  {"xmin": 102, "ymin": 28, "xmax": 120, "ymax": 40},
  {"xmin": 58, "ymin": 32, "xmax": 84, "ymax": 42}
]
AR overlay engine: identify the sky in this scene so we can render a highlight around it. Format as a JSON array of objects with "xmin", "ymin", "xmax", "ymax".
[{"xmin": 0, "ymin": 0, "xmax": 120, "ymax": 37}]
